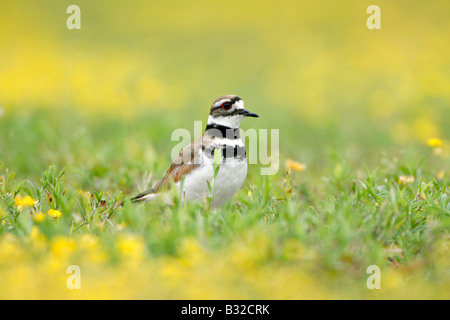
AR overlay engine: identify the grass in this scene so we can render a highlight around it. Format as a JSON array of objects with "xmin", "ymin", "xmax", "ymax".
[
  {"xmin": 0, "ymin": 109, "xmax": 448, "ymax": 299},
  {"xmin": 0, "ymin": 0, "xmax": 449, "ymax": 299}
]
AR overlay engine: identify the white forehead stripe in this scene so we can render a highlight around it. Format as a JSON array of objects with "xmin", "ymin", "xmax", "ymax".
[{"xmin": 234, "ymin": 100, "xmax": 245, "ymax": 110}]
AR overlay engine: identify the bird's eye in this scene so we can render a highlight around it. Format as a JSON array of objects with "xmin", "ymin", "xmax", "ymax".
[{"xmin": 222, "ymin": 102, "xmax": 232, "ymax": 110}]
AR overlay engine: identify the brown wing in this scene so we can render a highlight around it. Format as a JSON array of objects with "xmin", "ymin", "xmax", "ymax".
[
  {"xmin": 131, "ymin": 137, "xmax": 208, "ymax": 202},
  {"xmin": 153, "ymin": 136, "xmax": 205, "ymax": 191}
]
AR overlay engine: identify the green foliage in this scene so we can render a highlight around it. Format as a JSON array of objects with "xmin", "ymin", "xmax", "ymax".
[{"xmin": 0, "ymin": 110, "xmax": 448, "ymax": 291}]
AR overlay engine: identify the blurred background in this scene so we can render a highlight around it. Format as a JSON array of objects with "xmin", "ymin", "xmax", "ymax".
[
  {"xmin": 0, "ymin": 0, "xmax": 449, "ymax": 299},
  {"xmin": 1, "ymin": 0, "xmax": 449, "ymax": 180}
]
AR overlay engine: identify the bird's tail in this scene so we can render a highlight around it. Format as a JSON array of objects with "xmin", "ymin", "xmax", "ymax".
[
  {"xmin": 118, "ymin": 188, "xmax": 159, "ymax": 207},
  {"xmin": 129, "ymin": 188, "xmax": 159, "ymax": 203}
]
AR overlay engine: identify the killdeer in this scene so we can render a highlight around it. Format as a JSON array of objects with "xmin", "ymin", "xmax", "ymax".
[{"xmin": 130, "ymin": 95, "xmax": 259, "ymax": 208}]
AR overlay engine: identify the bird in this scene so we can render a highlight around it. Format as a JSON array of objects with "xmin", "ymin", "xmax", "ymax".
[{"xmin": 130, "ymin": 95, "xmax": 259, "ymax": 209}]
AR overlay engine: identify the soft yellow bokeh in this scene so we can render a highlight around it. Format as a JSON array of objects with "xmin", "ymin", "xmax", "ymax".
[
  {"xmin": 0, "ymin": 0, "xmax": 449, "ymax": 300},
  {"xmin": 0, "ymin": 1, "xmax": 448, "ymax": 135},
  {"xmin": 0, "ymin": 232, "xmax": 448, "ymax": 299}
]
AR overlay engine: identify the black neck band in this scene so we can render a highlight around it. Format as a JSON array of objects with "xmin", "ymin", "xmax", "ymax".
[{"xmin": 204, "ymin": 123, "xmax": 240, "ymax": 139}]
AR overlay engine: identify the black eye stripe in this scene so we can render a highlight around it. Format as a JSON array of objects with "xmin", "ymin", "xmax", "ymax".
[{"xmin": 210, "ymin": 109, "xmax": 243, "ymax": 118}]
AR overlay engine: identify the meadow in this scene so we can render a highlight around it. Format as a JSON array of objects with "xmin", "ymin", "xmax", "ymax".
[{"xmin": 0, "ymin": 0, "xmax": 449, "ymax": 299}]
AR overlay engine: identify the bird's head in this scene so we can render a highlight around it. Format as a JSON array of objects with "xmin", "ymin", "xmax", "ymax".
[{"xmin": 208, "ymin": 95, "xmax": 259, "ymax": 128}]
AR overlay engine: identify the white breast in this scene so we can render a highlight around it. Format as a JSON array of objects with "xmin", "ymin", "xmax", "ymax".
[
  {"xmin": 175, "ymin": 142, "xmax": 248, "ymax": 208},
  {"xmin": 211, "ymin": 157, "xmax": 247, "ymax": 208}
]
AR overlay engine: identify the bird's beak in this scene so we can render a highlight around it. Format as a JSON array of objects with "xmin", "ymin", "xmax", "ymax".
[{"xmin": 239, "ymin": 109, "xmax": 259, "ymax": 118}]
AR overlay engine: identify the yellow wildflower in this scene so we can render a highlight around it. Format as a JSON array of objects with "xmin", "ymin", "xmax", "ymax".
[
  {"xmin": 427, "ymin": 138, "xmax": 442, "ymax": 148},
  {"xmin": 34, "ymin": 211, "xmax": 46, "ymax": 223},
  {"xmin": 48, "ymin": 209, "xmax": 62, "ymax": 220},
  {"xmin": 285, "ymin": 159, "xmax": 307, "ymax": 172},
  {"xmin": 14, "ymin": 195, "xmax": 37, "ymax": 210}
]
